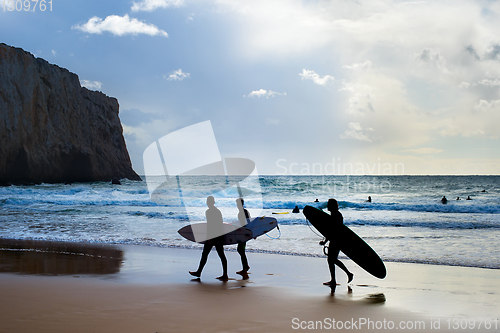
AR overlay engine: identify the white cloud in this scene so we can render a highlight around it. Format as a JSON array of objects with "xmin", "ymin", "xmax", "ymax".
[
  {"xmin": 415, "ymin": 48, "xmax": 451, "ymax": 74},
  {"xmin": 439, "ymin": 124, "xmax": 485, "ymax": 138},
  {"xmin": 437, "ymin": 98, "xmax": 500, "ymax": 138},
  {"xmin": 339, "ymin": 81, "xmax": 376, "ymax": 115},
  {"xmin": 484, "ymin": 44, "xmax": 500, "ymax": 61},
  {"xmin": 336, "ymin": 69, "xmax": 434, "ymax": 148},
  {"xmin": 458, "ymin": 82, "xmax": 470, "ymax": 89},
  {"xmin": 299, "ymin": 69, "xmax": 334, "ymax": 85},
  {"xmin": 217, "ymin": 0, "xmax": 485, "ymax": 63},
  {"xmin": 340, "ymin": 122, "xmax": 373, "ymax": 142},
  {"xmin": 474, "ymin": 99, "xmax": 500, "ymax": 113},
  {"xmin": 465, "ymin": 45, "xmax": 481, "ymax": 61},
  {"xmin": 473, "ymin": 78, "xmax": 500, "ymax": 87},
  {"xmin": 244, "ymin": 89, "xmax": 286, "ymax": 98},
  {"xmin": 404, "ymin": 148, "xmax": 443, "ymax": 154},
  {"xmin": 466, "ymin": 44, "xmax": 500, "ymax": 62},
  {"xmin": 131, "ymin": 0, "xmax": 184, "ymax": 12},
  {"xmin": 80, "ymin": 80, "xmax": 102, "ymax": 90},
  {"xmin": 343, "ymin": 61, "xmax": 372, "ymax": 71},
  {"xmin": 51, "ymin": 50, "xmax": 57, "ymax": 57},
  {"xmin": 72, "ymin": 14, "xmax": 168, "ymax": 37},
  {"xmin": 109, "ymin": 0, "xmax": 500, "ymax": 174},
  {"xmin": 164, "ymin": 69, "xmax": 190, "ymax": 81}
]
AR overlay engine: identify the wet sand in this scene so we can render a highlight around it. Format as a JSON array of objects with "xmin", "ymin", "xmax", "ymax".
[{"xmin": 0, "ymin": 240, "xmax": 499, "ymax": 332}]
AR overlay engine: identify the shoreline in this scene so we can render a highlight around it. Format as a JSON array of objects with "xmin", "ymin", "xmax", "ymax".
[
  {"xmin": 2, "ymin": 236, "xmax": 500, "ymax": 270},
  {"xmin": 1, "ymin": 239, "xmax": 499, "ymax": 332}
]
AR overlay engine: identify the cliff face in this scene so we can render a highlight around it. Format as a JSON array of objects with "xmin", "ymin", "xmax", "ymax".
[{"xmin": 0, "ymin": 43, "xmax": 141, "ymax": 184}]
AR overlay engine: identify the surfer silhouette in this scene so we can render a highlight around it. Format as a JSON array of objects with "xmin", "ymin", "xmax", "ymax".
[
  {"xmin": 236, "ymin": 198, "xmax": 250, "ymax": 278},
  {"xmin": 441, "ymin": 196, "xmax": 448, "ymax": 204},
  {"xmin": 189, "ymin": 196, "xmax": 228, "ymax": 281},
  {"xmin": 366, "ymin": 196, "xmax": 372, "ymax": 203},
  {"xmin": 292, "ymin": 205, "xmax": 300, "ymax": 213},
  {"xmin": 321, "ymin": 198, "xmax": 354, "ymax": 291}
]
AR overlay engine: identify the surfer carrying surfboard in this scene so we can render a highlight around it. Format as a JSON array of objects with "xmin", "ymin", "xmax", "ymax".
[
  {"xmin": 321, "ymin": 198, "xmax": 354, "ymax": 290},
  {"xmin": 236, "ymin": 198, "xmax": 251, "ymax": 277},
  {"xmin": 189, "ymin": 196, "xmax": 228, "ymax": 281}
]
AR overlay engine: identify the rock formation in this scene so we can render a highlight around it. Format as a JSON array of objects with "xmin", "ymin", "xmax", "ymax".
[{"xmin": 0, "ymin": 43, "xmax": 141, "ymax": 184}]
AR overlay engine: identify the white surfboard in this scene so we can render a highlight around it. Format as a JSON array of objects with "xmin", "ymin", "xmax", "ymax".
[{"xmin": 178, "ymin": 223, "xmax": 253, "ymax": 245}]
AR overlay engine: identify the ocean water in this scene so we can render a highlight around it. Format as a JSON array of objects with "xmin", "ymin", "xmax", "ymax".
[{"xmin": 0, "ymin": 175, "xmax": 499, "ymax": 269}]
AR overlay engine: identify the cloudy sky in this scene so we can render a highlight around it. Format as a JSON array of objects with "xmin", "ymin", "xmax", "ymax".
[{"xmin": 2, "ymin": 0, "xmax": 500, "ymax": 175}]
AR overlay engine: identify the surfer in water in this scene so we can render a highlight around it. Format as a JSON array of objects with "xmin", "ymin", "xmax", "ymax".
[
  {"xmin": 189, "ymin": 196, "xmax": 228, "ymax": 281},
  {"xmin": 236, "ymin": 198, "xmax": 250, "ymax": 278},
  {"xmin": 321, "ymin": 198, "xmax": 354, "ymax": 291}
]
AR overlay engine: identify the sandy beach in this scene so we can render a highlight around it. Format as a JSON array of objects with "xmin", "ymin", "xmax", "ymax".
[{"xmin": 0, "ymin": 240, "xmax": 499, "ymax": 332}]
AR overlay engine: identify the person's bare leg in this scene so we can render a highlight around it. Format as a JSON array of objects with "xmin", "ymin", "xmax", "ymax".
[
  {"xmin": 215, "ymin": 243, "xmax": 228, "ymax": 280},
  {"xmin": 189, "ymin": 243, "xmax": 212, "ymax": 277},
  {"xmin": 236, "ymin": 242, "xmax": 250, "ymax": 274},
  {"xmin": 334, "ymin": 258, "xmax": 354, "ymax": 283},
  {"xmin": 323, "ymin": 253, "xmax": 337, "ymax": 288}
]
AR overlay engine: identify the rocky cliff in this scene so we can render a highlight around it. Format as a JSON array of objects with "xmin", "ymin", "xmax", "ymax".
[{"xmin": 0, "ymin": 43, "xmax": 141, "ymax": 184}]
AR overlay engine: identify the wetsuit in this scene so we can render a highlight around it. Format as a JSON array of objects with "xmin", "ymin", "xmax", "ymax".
[{"xmin": 324, "ymin": 210, "xmax": 351, "ymax": 285}]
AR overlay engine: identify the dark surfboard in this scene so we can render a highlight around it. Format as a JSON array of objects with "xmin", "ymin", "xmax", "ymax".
[
  {"xmin": 178, "ymin": 223, "xmax": 253, "ymax": 245},
  {"xmin": 303, "ymin": 205, "xmax": 386, "ymax": 279}
]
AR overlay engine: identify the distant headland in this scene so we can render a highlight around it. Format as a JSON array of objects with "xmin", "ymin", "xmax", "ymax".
[{"xmin": 0, "ymin": 43, "xmax": 141, "ymax": 185}]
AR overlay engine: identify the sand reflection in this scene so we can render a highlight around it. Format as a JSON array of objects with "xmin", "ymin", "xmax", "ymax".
[{"xmin": 0, "ymin": 239, "xmax": 123, "ymax": 275}]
